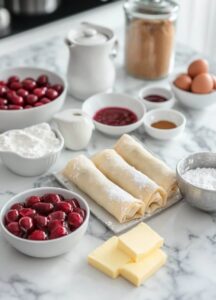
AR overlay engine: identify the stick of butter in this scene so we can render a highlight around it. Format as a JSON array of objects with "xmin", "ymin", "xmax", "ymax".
[
  {"xmin": 118, "ymin": 222, "xmax": 164, "ymax": 262},
  {"xmin": 88, "ymin": 236, "xmax": 131, "ymax": 279},
  {"xmin": 120, "ymin": 249, "xmax": 167, "ymax": 287}
]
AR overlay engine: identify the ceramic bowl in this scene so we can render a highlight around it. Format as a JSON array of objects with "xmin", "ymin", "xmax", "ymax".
[
  {"xmin": 143, "ymin": 109, "xmax": 186, "ymax": 140},
  {"xmin": 0, "ymin": 128, "xmax": 64, "ymax": 176},
  {"xmin": 82, "ymin": 92, "xmax": 146, "ymax": 136},
  {"xmin": 176, "ymin": 152, "xmax": 216, "ymax": 212},
  {"xmin": 139, "ymin": 86, "xmax": 175, "ymax": 110},
  {"xmin": 0, "ymin": 67, "xmax": 67, "ymax": 132},
  {"xmin": 171, "ymin": 74, "xmax": 216, "ymax": 110},
  {"xmin": 0, "ymin": 187, "xmax": 89, "ymax": 258}
]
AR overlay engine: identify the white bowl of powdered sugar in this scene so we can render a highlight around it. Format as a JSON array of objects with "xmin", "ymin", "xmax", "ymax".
[
  {"xmin": 176, "ymin": 152, "xmax": 216, "ymax": 212},
  {"xmin": 0, "ymin": 123, "xmax": 64, "ymax": 176}
]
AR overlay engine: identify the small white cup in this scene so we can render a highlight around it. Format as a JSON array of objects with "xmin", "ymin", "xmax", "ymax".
[
  {"xmin": 143, "ymin": 108, "xmax": 186, "ymax": 140},
  {"xmin": 53, "ymin": 109, "xmax": 95, "ymax": 151},
  {"xmin": 139, "ymin": 86, "xmax": 175, "ymax": 110}
]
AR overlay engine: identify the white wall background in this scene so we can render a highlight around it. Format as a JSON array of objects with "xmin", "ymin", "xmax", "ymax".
[{"xmin": 176, "ymin": 0, "xmax": 216, "ymax": 56}]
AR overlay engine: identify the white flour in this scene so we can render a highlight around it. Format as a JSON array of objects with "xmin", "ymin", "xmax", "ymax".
[
  {"xmin": 183, "ymin": 167, "xmax": 216, "ymax": 190},
  {"xmin": 0, "ymin": 123, "xmax": 61, "ymax": 158}
]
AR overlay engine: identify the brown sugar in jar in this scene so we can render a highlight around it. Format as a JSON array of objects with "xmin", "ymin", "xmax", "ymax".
[{"xmin": 124, "ymin": 0, "xmax": 179, "ymax": 80}]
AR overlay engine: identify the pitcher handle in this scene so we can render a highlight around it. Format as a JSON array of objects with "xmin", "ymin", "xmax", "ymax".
[{"xmin": 110, "ymin": 39, "xmax": 118, "ymax": 59}]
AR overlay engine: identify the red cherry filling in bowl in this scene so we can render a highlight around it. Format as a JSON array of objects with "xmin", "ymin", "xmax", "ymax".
[
  {"xmin": 4, "ymin": 193, "xmax": 86, "ymax": 240},
  {"xmin": 0, "ymin": 75, "xmax": 64, "ymax": 110},
  {"xmin": 93, "ymin": 107, "xmax": 138, "ymax": 126}
]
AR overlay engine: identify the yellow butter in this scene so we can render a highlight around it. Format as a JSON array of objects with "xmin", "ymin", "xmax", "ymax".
[
  {"xmin": 120, "ymin": 249, "xmax": 167, "ymax": 287},
  {"xmin": 88, "ymin": 236, "xmax": 131, "ymax": 279},
  {"xmin": 119, "ymin": 223, "xmax": 164, "ymax": 262}
]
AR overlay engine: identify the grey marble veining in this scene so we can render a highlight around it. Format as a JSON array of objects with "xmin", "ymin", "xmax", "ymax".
[{"xmin": 0, "ymin": 18, "xmax": 216, "ymax": 300}]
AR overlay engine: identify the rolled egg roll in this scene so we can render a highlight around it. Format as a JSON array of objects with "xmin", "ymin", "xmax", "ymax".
[
  {"xmin": 63, "ymin": 155, "xmax": 145, "ymax": 223},
  {"xmin": 92, "ymin": 149, "xmax": 167, "ymax": 213},
  {"xmin": 114, "ymin": 135, "xmax": 177, "ymax": 197}
]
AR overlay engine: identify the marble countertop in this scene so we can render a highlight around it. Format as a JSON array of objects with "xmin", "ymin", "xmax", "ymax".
[{"xmin": 1, "ymin": 2, "xmax": 216, "ymax": 300}]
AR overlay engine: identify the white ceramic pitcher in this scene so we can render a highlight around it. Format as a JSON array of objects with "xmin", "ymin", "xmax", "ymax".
[
  {"xmin": 53, "ymin": 109, "xmax": 94, "ymax": 150},
  {"xmin": 65, "ymin": 22, "xmax": 117, "ymax": 100}
]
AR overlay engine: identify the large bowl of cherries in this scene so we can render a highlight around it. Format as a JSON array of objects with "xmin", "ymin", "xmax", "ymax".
[
  {"xmin": 0, "ymin": 67, "xmax": 67, "ymax": 132},
  {"xmin": 0, "ymin": 187, "xmax": 89, "ymax": 258}
]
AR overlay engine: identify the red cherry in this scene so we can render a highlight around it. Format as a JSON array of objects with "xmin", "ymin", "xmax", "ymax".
[
  {"xmin": 26, "ymin": 196, "xmax": 41, "ymax": 207},
  {"xmin": 17, "ymin": 88, "xmax": 29, "ymax": 98},
  {"xmin": 50, "ymin": 226, "xmax": 68, "ymax": 239},
  {"xmin": 52, "ymin": 84, "xmax": 63, "ymax": 94},
  {"xmin": 28, "ymin": 229, "xmax": 47, "ymax": 240},
  {"xmin": 42, "ymin": 193, "xmax": 61, "ymax": 204},
  {"xmin": 48, "ymin": 219, "xmax": 64, "ymax": 231},
  {"xmin": 0, "ymin": 105, "xmax": 8, "ymax": 110},
  {"xmin": 26, "ymin": 94, "xmax": 38, "ymax": 105},
  {"xmin": 6, "ymin": 222, "xmax": 21, "ymax": 236},
  {"xmin": 48, "ymin": 211, "xmax": 66, "ymax": 221},
  {"xmin": 8, "ymin": 105, "xmax": 23, "ymax": 110},
  {"xmin": 40, "ymin": 97, "xmax": 51, "ymax": 104},
  {"xmin": 24, "ymin": 105, "xmax": 33, "ymax": 109},
  {"xmin": 22, "ymin": 79, "xmax": 37, "ymax": 91},
  {"xmin": 46, "ymin": 88, "xmax": 58, "ymax": 100},
  {"xmin": 0, "ymin": 98, "xmax": 7, "ymax": 105},
  {"xmin": 0, "ymin": 86, "xmax": 8, "ymax": 97},
  {"xmin": 34, "ymin": 215, "xmax": 48, "ymax": 229},
  {"xmin": 10, "ymin": 94, "xmax": 24, "ymax": 106},
  {"xmin": 33, "ymin": 87, "xmax": 47, "ymax": 98},
  {"xmin": 73, "ymin": 207, "xmax": 86, "ymax": 219},
  {"xmin": 10, "ymin": 203, "xmax": 24, "ymax": 211},
  {"xmin": 66, "ymin": 198, "xmax": 80, "ymax": 209},
  {"xmin": 37, "ymin": 75, "xmax": 48, "ymax": 86},
  {"xmin": 5, "ymin": 209, "xmax": 19, "ymax": 224},
  {"xmin": 20, "ymin": 208, "xmax": 36, "ymax": 218},
  {"xmin": 8, "ymin": 76, "xmax": 20, "ymax": 83},
  {"xmin": 68, "ymin": 212, "xmax": 83, "ymax": 228},
  {"xmin": 56, "ymin": 201, "xmax": 72, "ymax": 214},
  {"xmin": 0, "ymin": 80, "xmax": 6, "ymax": 86},
  {"xmin": 34, "ymin": 102, "xmax": 44, "ymax": 107},
  {"xmin": 32, "ymin": 202, "xmax": 54, "ymax": 215},
  {"xmin": 10, "ymin": 81, "xmax": 22, "ymax": 91},
  {"xmin": 6, "ymin": 90, "xmax": 16, "ymax": 101},
  {"xmin": 19, "ymin": 216, "xmax": 34, "ymax": 232}
]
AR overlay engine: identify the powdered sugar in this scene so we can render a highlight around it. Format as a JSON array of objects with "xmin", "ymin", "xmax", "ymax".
[
  {"xmin": 0, "ymin": 123, "xmax": 61, "ymax": 158},
  {"xmin": 183, "ymin": 167, "xmax": 216, "ymax": 190}
]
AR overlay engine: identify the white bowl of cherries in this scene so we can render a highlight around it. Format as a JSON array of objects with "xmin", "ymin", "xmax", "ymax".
[
  {"xmin": 0, "ymin": 67, "xmax": 67, "ymax": 132},
  {"xmin": 0, "ymin": 187, "xmax": 89, "ymax": 258}
]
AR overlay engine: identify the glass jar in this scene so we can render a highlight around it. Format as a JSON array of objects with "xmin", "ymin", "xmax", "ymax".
[{"xmin": 124, "ymin": 0, "xmax": 179, "ymax": 80}]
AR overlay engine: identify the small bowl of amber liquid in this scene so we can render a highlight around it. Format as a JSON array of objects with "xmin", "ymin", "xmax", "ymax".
[{"xmin": 143, "ymin": 109, "xmax": 186, "ymax": 140}]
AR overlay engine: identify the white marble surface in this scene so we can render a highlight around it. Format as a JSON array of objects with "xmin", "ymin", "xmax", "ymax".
[{"xmin": 1, "ymin": 3, "xmax": 216, "ymax": 300}]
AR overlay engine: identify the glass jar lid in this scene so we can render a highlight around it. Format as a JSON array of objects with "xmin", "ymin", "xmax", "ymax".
[{"xmin": 124, "ymin": 0, "xmax": 179, "ymax": 20}]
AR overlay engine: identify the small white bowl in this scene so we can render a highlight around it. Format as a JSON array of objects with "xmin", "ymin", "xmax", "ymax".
[
  {"xmin": 0, "ymin": 67, "xmax": 67, "ymax": 132},
  {"xmin": 82, "ymin": 92, "xmax": 146, "ymax": 136},
  {"xmin": 143, "ymin": 109, "xmax": 186, "ymax": 140},
  {"xmin": 0, "ymin": 187, "xmax": 89, "ymax": 258},
  {"xmin": 171, "ymin": 75, "xmax": 216, "ymax": 110},
  {"xmin": 139, "ymin": 86, "xmax": 175, "ymax": 110},
  {"xmin": 0, "ymin": 129, "xmax": 64, "ymax": 176}
]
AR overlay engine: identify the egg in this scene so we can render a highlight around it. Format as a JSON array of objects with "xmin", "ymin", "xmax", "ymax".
[
  {"xmin": 211, "ymin": 75, "xmax": 216, "ymax": 89},
  {"xmin": 191, "ymin": 73, "xmax": 214, "ymax": 94},
  {"xmin": 188, "ymin": 59, "xmax": 209, "ymax": 78},
  {"xmin": 174, "ymin": 74, "xmax": 192, "ymax": 91}
]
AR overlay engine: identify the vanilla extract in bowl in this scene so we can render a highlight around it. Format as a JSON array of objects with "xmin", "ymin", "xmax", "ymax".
[{"xmin": 151, "ymin": 120, "xmax": 177, "ymax": 130}]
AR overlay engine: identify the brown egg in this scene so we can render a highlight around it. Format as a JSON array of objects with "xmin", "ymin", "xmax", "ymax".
[
  {"xmin": 188, "ymin": 59, "xmax": 209, "ymax": 78},
  {"xmin": 174, "ymin": 74, "xmax": 192, "ymax": 91},
  {"xmin": 211, "ymin": 75, "xmax": 216, "ymax": 89},
  {"xmin": 191, "ymin": 73, "xmax": 214, "ymax": 94}
]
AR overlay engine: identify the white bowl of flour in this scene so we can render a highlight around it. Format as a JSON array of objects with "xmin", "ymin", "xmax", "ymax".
[
  {"xmin": 0, "ymin": 123, "xmax": 64, "ymax": 176},
  {"xmin": 176, "ymin": 152, "xmax": 216, "ymax": 212}
]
